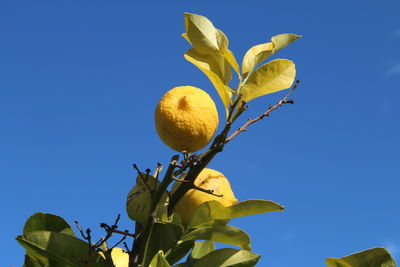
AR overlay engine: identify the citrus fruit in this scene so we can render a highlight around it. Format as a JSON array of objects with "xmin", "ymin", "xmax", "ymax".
[
  {"xmin": 155, "ymin": 86, "xmax": 219, "ymax": 152},
  {"xmin": 172, "ymin": 168, "xmax": 237, "ymax": 225},
  {"xmin": 99, "ymin": 248, "xmax": 128, "ymax": 267}
]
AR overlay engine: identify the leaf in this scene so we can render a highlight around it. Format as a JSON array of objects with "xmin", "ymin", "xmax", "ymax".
[
  {"xmin": 271, "ymin": 33, "xmax": 302, "ymax": 53},
  {"xmin": 191, "ymin": 241, "xmax": 215, "ymax": 259},
  {"xmin": 223, "ymin": 49, "xmax": 240, "ymax": 77},
  {"xmin": 184, "ymin": 49, "xmax": 231, "ymax": 84},
  {"xmin": 165, "ymin": 241, "xmax": 195, "ymax": 265},
  {"xmin": 182, "ymin": 33, "xmax": 191, "ymax": 45},
  {"xmin": 181, "ymin": 225, "xmax": 251, "ymax": 250},
  {"xmin": 184, "ymin": 13, "xmax": 219, "ymax": 55},
  {"xmin": 126, "ymin": 173, "xmax": 168, "ymax": 223},
  {"xmin": 22, "ymin": 213, "xmax": 75, "ymax": 267},
  {"xmin": 23, "ymin": 213, "xmax": 75, "ymax": 237},
  {"xmin": 23, "ymin": 254, "xmax": 49, "ymax": 267},
  {"xmin": 326, "ymin": 247, "xmax": 396, "ymax": 267},
  {"xmin": 149, "ymin": 251, "xmax": 171, "ymax": 267},
  {"xmin": 242, "ymin": 42, "xmax": 274, "ymax": 77},
  {"xmin": 216, "ymin": 29, "xmax": 228, "ymax": 51},
  {"xmin": 184, "ymin": 49, "xmax": 232, "ymax": 113},
  {"xmin": 242, "ymin": 33, "xmax": 300, "ymax": 76},
  {"xmin": 142, "ymin": 222, "xmax": 184, "ymax": 267},
  {"xmin": 241, "ymin": 59, "xmax": 296, "ymax": 102},
  {"xmin": 215, "ymin": 28, "xmax": 240, "ymax": 77},
  {"xmin": 193, "ymin": 248, "xmax": 260, "ymax": 267},
  {"xmin": 16, "ymin": 231, "xmax": 107, "ymax": 267},
  {"xmin": 188, "ymin": 199, "xmax": 284, "ymax": 229},
  {"xmin": 186, "ymin": 241, "xmax": 215, "ymax": 265}
]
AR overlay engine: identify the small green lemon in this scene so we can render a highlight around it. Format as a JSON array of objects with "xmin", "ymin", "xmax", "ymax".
[
  {"xmin": 172, "ymin": 168, "xmax": 237, "ymax": 225},
  {"xmin": 155, "ymin": 86, "xmax": 219, "ymax": 152}
]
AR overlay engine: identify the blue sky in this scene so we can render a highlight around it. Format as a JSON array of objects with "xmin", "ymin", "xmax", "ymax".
[{"xmin": 1, "ymin": 1, "xmax": 399, "ymax": 266}]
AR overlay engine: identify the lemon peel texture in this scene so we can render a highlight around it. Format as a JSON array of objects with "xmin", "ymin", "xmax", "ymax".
[
  {"xmin": 155, "ymin": 86, "xmax": 219, "ymax": 153},
  {"xmin": 172, "ymin": 168, "xmax": 238, "ymax": 225}
]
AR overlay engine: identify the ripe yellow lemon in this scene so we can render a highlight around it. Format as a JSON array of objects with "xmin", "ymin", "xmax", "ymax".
[
  {"xmin": 99, "ymin": 248, "xmax": 128, "ymax": 267},
  {"xmin": 172, "ymin": 168, "xmax": 237, "ymax": 225},
  {"xmin": 155, "ymin": 86, "xmax": 219, "ymax": 152}
]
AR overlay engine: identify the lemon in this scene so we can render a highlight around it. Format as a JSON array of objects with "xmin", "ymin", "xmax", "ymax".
[
  {"xmin": 155, "ymin": 86, "xmax": 219, "ymax": 152},
  {"xmin": 99, "ymin": 248, "xmax": 129, "ymax": 267},
  {"xmin": 172, "ymin": 168, "xmax": 237, "ymax": 225}
]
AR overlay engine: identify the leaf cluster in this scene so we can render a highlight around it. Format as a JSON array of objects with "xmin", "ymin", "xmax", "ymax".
[{"xmin": 15, "ymin": 12, "xmax": 397, "ymax": 267}]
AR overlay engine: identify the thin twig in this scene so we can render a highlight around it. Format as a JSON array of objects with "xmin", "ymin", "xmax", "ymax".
[
  {"xmin": 133, "ymin": 164, "xmax": 152, "ymax": 193},
  {"xmin": 225, "ymin": 80, "xmax": 299, "ymax": 143},
  {"xmin": 191, "ymin": 184, "xmax": 223, "ymax": 197},
  {"xmin": 111, "ymin": 235, "xmax": 127, "ymax": 249}
]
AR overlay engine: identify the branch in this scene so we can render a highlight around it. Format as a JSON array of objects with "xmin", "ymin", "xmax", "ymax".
[
  {"xmin": 95, "ymin": 214, "xmax": 122, "ymax": 249},
  {"xmin": 225, "ymin": 80, "xmax": 299, "ymax": 143},
  {"xmin": 173, "ymin": 177, "xmax": 223, "ymax": 197}
]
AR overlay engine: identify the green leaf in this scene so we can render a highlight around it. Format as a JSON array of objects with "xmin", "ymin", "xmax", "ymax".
[
  {"xmin": 23, "ymin": 254, "xmax": 49, "ymax": 267},
  {"xmin": 165, "ymin": 241, "xmax": 195, "ymax": 265},
  {"xmin": 22, "ymin": 213, "xmax": 76, "ymax": 267},
  {"xmin": 126, "ymin": 173, "xmax": 168, "ymax": 223},
  {"xmin": 242, "ymin": 33, "xmax": 300, "ymax": 77},
  {"xmin": 271, "ymin": 33, "xmax": 302, "ymax": 53},
  {"xmin": 191, "ymin": 241, "xmax": 215, "ymax": 259},
  {"xmin": 16, "ymin": 231, "xmax": 107, "ymax": 267},
  {"xmin": 184, "ymin": 13, "xmax": 219, "ymax": 54},
  {"xmin": 188, "ymin": 199, "xmax": 284, "ymax": 229},
  {"xmin": 23, "ymin": 213, "xmax": 75, "ymax": 237},
  {"xmin": 326, "ymin": 247, "xmax": 396, "ymax": 267},
  {"xmin": 186, "ymin": 241, "xmax": 215, "ymax": 265},
  {"xmin": 149, "ymin": 251, "xmax": 171, "ymax": 267},
  {"xmin": 241, "ymin": 59, "xmax": 296, "ymax": 102},
  {"xmin": 193, "ymin": 248, "xmax": 260, "ymax": 267},
  {"xmin": 184, "ymin": 49, "xmax": 232, "ymax": 114},
  {"xmin": 142, "ymin": 222, "xmax": 184, "ymax": 266},
  {"xmin": 181, "ymin": 225, "xmax": 251, "ymax": 250}
]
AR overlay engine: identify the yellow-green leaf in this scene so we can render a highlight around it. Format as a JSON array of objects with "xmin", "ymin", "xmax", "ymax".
[
  {"xmin": 149, "ymin": 251, "xmax": 171, "ymax": 267},
  {"xmin": 184, "ymin": 49, "xmax": 232, "ymax": 114},
  {"xmin": 188, "ymin": 199, "xmax": 284, "ymax": 229},
  {"xmin": 216, "ymin": 29, "xmax": 228, "ymax": 51},
  {"xmin": 223, "ymin": 49, "xmax": 240, "ymax": 77},
  {"xmin": 241, "ymin": 59, "xmax": 296, "ymax": 102},
  {"xmin": 184, "ymin": 13, "xmax": 219, "ymax": 55},
  {"xmin": 271, "ymin": 33, "xmax": 301, "ymax": 53},
  {"xmin": 181, "ymin": 225, "xmax": 251, "ymax": 250},
  {"xmin": 193, "ymin": 248, "xmax": 260, "ymax": 267},
  {"xmin": 126, "ymin": 173, "xmax": 168, "ymax": 223},
  {"xmin": 242, "ymin": 42, "xmax": 274, "ymax": 77},
  {"xmin": 326, "ymin": 247, "xmax": 396, "ymax": 267},
  {"xmin": 216, "ymin": 28, "xmax": 240, "ymax": 77},
  {"xmin": 242, "ymin": 33, "xmax": 300, "ymax": 77},
  {"xmin": 181, "ymin": 33, "xmax": 191, "ymax": 45}
]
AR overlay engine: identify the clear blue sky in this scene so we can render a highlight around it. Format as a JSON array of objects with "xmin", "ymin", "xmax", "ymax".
[{"xmin": 1, "ymin": 1, "xmax": 399, "ymax": 266}]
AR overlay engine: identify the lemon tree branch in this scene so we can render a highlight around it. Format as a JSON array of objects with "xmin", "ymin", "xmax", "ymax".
[{"xmin": 225, "ymin": 80, "xmax": 299, "ymax": 143}]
